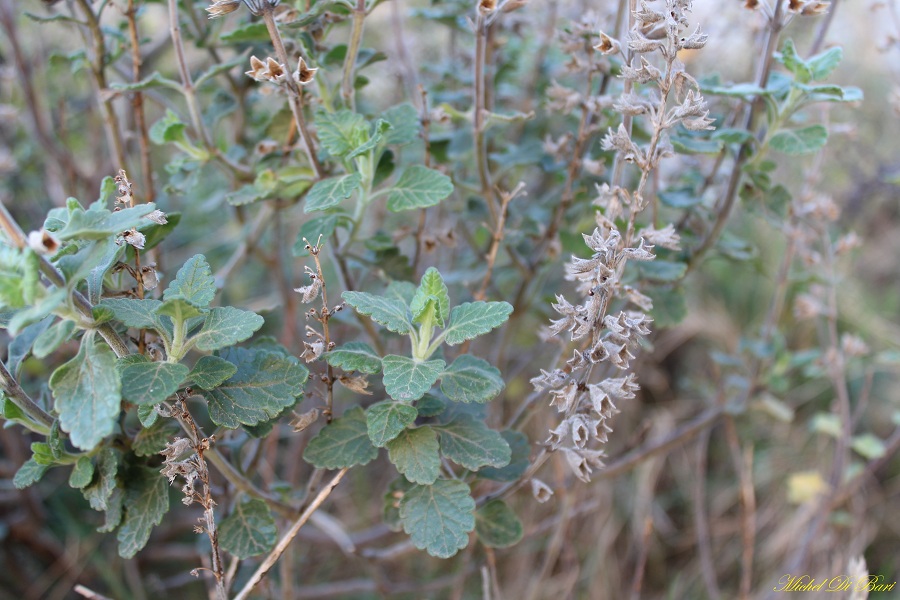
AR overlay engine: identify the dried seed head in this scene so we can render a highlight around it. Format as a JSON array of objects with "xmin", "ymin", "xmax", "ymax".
[
  {"xmin": 121, "ymin": 228, "xmax": 146, "ymax": 250},
  {"xmin": 530, "ymin": 478, "xmax": 554, "ymax": 503},
  {"xmin": 478, "ymin": 0, "xmax": 497, "ymax": 14},
  {"xmin": 294, "ymin": 56, "xmax": 319, "ymax": 86},
  {"xmin": 206, "ymin": 0, "xmax": 242, "ymax": 18},
  {"xmin": 338, "ymin": 375, "xmax": 372, "ymax": 395},
  {"xmin": 26, "ymin": 229, "xmax": 61, "ymax": 255},
  {"xmin": 593, "ymin": 31, "xmax": 621, "ymax": 55},
  {"xmin": 291, "ymin": 408, "xmax": 320, "ymax": 432}
]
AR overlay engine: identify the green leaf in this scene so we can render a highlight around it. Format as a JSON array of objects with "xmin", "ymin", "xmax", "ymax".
[
  {"xmin": 155, "ymin": 298, "xmax": 204, "ymax": 323},
  {"xmin": 56, "ymin": 203, "xmax": 158, "ymax": 241},
  {"xmin": 386, "ymin": 280, "xmax": 417, "ymax": 305},
  {"xmin": 14, "ymin": 458, "xmax": 49, "ymax": 489},
  {"xmin": 436, "ymin": 416, "xmax": 510, "ymax": 471},
  {"xmin": 82, "ymin": 448, "xmax": 120, "ymax": 512},
  {"xmin": 443, "ymin": 302, "xmax": 513, "ymax": 345},
  {"xmin": 189, "ymin": 355, "xmax": 238, "ymax": 390},
  {"xmin": 769, "ymin": 125, "xmax": 828, "ymax": 155},
  {"xmin": 647, "ymin": 287, "xmax": 687, "ymax": 328},
  {"xmin": 99, "ymin": 298, "xmax": 165, "ymax": 330},
  {"xmin": 120, "ymin": 361, "xmax": 189, "ymax": 405},
  {"xmin": 475, "ymin": 500, "xmax": 523, "ymax": 548},
  {"xmin": 191, "ymin": 307, "xmax": 264, "ymax": 352},
  {"xmin": 478, "ymin": 430, "xmax": 530, "ymax": 481},
  {"xmin": 219, "ymin": 498, "xmax": 277, "ymax": 559},
  {"xmin": 150, "ymin": 110, "xmax": 187, "ymax": 145},
  {"xmin": 440, "ymin": 355, "xmax": 504, "ymax": 404},
  {"xmin": 225, "ymin": 170, "xmax": 279, "ymax": 206},
  {"xmin": 415, "ymin": 394, "xmax": 446, "ymax": 417},
  {"xmin": 117, "ymin": 466, "xmax": 169, "ymax": 558},
  {"xmin": 399, "ymin": 480, "xmax": 475, "ymax": 558},
  {"xmin": 386, "ymin": 426, "xmax": 440, "ymax": 484},
  {"xmin": 385, "ymin": 166, "xmax": 454, "ymax": 212},
  {"xmin": 203, "ymin": 347, "xmax": 309, "ymax": 429},
  {"xmin": 410, "ymin": 267, "xmax": 450, "ymax": 327},
  {"xmin": 304, "ymin": 174, "xmax": 363, "ymax": 213},
  {"xmin": 712, "ymin": 128, "xmax": 755, "ymax": 145},
  {"xmin": 98, "ymin": 488, "xmax": 125, "ymax": 533},
  {"xmin": 670, "ymin": 136, "xmax": 722, "ymax": 154},
  {"xmin": 69, "ymin": 456, "xmax": 95, "ymax": 489},
  {"xmin": 110, "ymin": 71, "xmax": 181, "ymax": 92},
  {"xmin": 163, "ymin": 254, "xmax": 216, "ymax": 308},
  {"xmin": 220, "ymin": 22, "xmax": 269, "ymax": 43},
  {"xmin": 342, "ymin": 291, "xmax": 413, "ymax": 334},
  {"xmin": 316, "ymin": 109, "xmax": 368, "ymax": 157},
  {"xmin": 366, "ymin": 400, "xmax": 418, "ymax": 447},
  {"xmin": 382, "ymin": 355, "xmax": 445, "ymax": 402},
  {"xmin": 137, "ymin": 404, "xmax": 158, "ymax": 427},
  {"xmin": 132, "ymin": 420, "xmax": 180, "ymax": 457},
  {"xmin": 303, "ymin": 406, "xmax": 378, "ymax": 468},
  {"xmin": 50, "ymin": 335, "xmax": 121, "ymax": 450},
  {"xmin": 347, "ymin": 118, "xmax": 391, "ymax": 159},
  {"xmin": 6, "ymin": 316, "xmax": 53, "ymax": 377},
  {"xmin": 32, "ymin": 318, "xmax": 75, "ymax": 358},
  {"xmin": 809, "ymin": 412, "xmax": 842, "ymax": 439},
  {"xmin": 383, "ymin": 103, "xmax": 420, "ymax": 145},
  {"xmin": 851, "ymin": 434, "xmax": 886, "ymax": 460},
  {"xmin": 776, "ymin": 39, "xmax": 811, "ymax": 83},
  {"xmin": 700, "ymin": 82, "xmax": 767, "ymax": 100},
  {"xmin": 325, "ymin": 342, "xmax": 382, "ymax": 374},
  {"xmin": 808, "ymin": 46, "xmax": 842, "ymax": 81}
]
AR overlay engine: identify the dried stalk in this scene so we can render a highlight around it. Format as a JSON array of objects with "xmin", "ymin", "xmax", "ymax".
[{"xmin": 232, "ymin": 468, "xmax": 349, "ymax": 600}]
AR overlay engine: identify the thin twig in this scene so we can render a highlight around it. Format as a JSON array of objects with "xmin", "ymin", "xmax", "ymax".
[
  {"xmin": 261, "ymin": 5, "xmax": 324, "ymax": 179},
  {"xmin": 693, "ymin": 426, "xmax": 721, "ymax": 600},
  {"xmin": 233, "ymin": 468, "xmax": 349, "ymax": 600},
  {"xmin": 475, "ymin": 182, "xmax": 525, "ymax": 301}
]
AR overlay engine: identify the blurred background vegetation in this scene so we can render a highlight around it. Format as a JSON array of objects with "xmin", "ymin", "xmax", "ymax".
[{"xmin": 0, "ymin": 0, "xmax": 898, "ymax": 598}]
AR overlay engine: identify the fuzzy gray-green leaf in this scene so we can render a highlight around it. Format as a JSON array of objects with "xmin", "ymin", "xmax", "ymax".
[
  {"xmin": 386, "ymin": 426, "xmax": 440, "ymax": 484},
  {"xmin": 163, "ymin": 254, "xmax": 216, "ymax": 308},
  {"xmin": 410, "ymin": 267, "xmax": 449, "ymax": 327},
  {"xmin": 366, "ymin": 400, "xmax": 418, "ymax": 447},
  {"xmin": 99, "ymin": 298, "xmax": 165, "ymax": 330},
  {"xmin": 399, "ymin": 480, "xmax": 475, "ymax": 558},
  {"xmin": 191, "ymin": 307, "xmax": 264, "ymax": 352},
  {"xmin": 769, "ymin": 125, "xmax": 828, "ymax": 155},
  {"xmin": 202, "ymin": 347, "xmax": 308, "ymax": 429},
  {"xmin": 189, "ymin": 355, "xmax": 238, "ymax": 390},
  {"xmin": 436, "ymin": 416, "xmax": 510, "ymax": 471},
  {"xmin": 385, "ymin": 166, "xmax": 453, "ymax": 212},
  {"xmin": 382, "ymin": 355, "xmax": 445, "ymax": 402},
  {"xmin": 303, "ymin": 406, "xmax": 378, "ymax": 469},
  {"xmin": 50, "ymin": 335, "xmax": 121, "ymax": 450},
  {"xmin": 475, "ymin": 500, "xmax": 523, "ymax": 548},
  {"xmin": 325, "ymin": 341, "xmax": 383, "ymax": 374},
  {"xmin": 219, "ymin": 498, "xmax": 277, "ymax": 559},
  {"xmin": 69, "ymin": 455, "xmax": 95, "ymax": 489},
  {"xmin": 117, "ymin": 466, "xmax": 169, "ymax": 558},
  {"xmin": 440, "ymin": 355, "xmax": 504, "ymax": 403},
  {"xmin": 443, "ymin": 301, "xmax": 513, "ymax": 345},
  {"xmin": 342, "ymin": 291, "xmax": 413, "ymax": 334},
  {"xmin": 120, "ymin": 361, "xmax": 188, "ymax": 405},
  {"xmin": 305, "ymin": 173, "xmax": 362, "ymax": 213}
]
